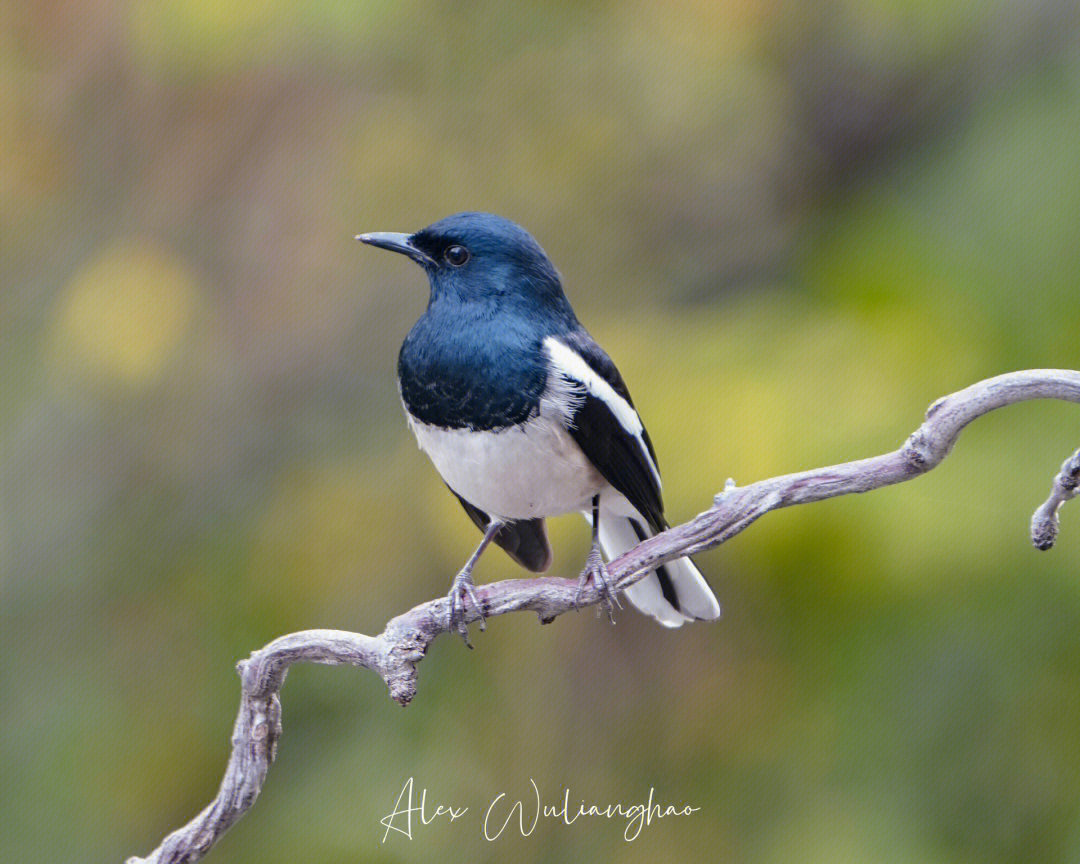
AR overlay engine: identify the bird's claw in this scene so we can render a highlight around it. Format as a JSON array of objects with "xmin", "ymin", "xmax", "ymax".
[
  {"xmin": 575, "ymin": 546, "xmax": 622, "ymax": 623},
  {"xmin": 447, "ymin": 570, "xmax": 486, "ymax": 646}
]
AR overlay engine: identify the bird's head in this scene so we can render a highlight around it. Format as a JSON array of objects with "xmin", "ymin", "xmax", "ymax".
[{"xmin": 357, "ymin": 212, "xmax": 569, "ymax": 311}]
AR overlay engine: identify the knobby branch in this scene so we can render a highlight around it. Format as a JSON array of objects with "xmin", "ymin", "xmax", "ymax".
[{"xmin": 128, "ymin": 368, "xmax": 1080, "ymax": 864}]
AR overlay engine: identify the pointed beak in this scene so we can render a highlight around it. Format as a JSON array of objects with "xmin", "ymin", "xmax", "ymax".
[{"xmin": 354, "ymin": 232, "xmax": 435, "ymax": 266}]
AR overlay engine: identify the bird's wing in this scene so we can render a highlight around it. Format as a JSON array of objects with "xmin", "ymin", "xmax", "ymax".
[
  {"xmin": 543, "ymin": 332, "xmax": 666, "ymax": 532},
  {"xmin": 452, "ymin": 489, "xmax": 553, "ymax": 572}
]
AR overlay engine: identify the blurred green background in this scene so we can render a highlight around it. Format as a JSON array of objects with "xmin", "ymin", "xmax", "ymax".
[{"xmin": 4, "ymin": 1, "xmax": 1080, "ymax": 861}]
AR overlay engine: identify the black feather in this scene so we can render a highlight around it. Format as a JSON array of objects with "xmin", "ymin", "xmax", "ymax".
[
  {"xmin": 452, "ymin": 490, "xmax": 552, "ymax": 572},
  {"xmin": 629, "ymin": 518, "xmax": 681, "ymax": 611},
  {"xmin": 556, "ymin": 329, "xmax": 665, "ymax": 532},
  {"xmin": 558, "ymin": 329, "xmax": 661, "ymax": 473}
]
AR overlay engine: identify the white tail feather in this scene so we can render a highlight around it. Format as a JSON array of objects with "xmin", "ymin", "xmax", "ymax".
[{"xmin": 588, "ymin": 511, "xmax": 721, "ymax": 627}]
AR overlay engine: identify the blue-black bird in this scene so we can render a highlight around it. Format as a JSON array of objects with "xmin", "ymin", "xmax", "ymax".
[{"xmin": 357, "ymin": 212, "xmax": 721, "ymax": 641}]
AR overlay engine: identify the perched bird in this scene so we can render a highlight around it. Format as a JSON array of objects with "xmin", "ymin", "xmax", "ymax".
[{"xmin": 357, "ymin": 213, "xmax": 720, "ymax": 641}]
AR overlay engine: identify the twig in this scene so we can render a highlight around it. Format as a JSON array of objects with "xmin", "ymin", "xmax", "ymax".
[
  {"xmin": 1032, "ymin": 447, "xmax": 1080, "ymax": 550},
  {"xmin": 127, "ymin": 368, "xmax": 1080, "ymax": 864}
]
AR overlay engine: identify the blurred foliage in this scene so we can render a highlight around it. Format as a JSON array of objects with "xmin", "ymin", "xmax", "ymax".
[{"xmin": 3, "ymin": 1, "xmax": 1080, "ymax": 862}]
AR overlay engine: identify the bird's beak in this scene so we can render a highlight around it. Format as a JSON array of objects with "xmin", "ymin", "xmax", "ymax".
[{"xmin": 354, "ymin": 232, "xmax": 435, "ymax": 266}]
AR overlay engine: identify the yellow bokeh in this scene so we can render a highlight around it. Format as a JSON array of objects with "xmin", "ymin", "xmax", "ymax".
[{"xmin": 51, "ymin": 240, "xmax": 198, "ymax": 389}]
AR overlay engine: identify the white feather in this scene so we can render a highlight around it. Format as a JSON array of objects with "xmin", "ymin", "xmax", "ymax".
[
  {"xmin": 543, "ymin": 337, "xmax": 662, "ymax": 491},
  {"xmin": 590, "ymin": 509, "xmax": 721, "ymax": 626},
  {"xmin": 404, "ymin": 371, "xmax": 603, "ymax": 520}
]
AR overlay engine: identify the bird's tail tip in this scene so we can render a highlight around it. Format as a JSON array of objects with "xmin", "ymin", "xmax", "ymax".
[
  {"xmin": 596, "ymin": 512, "xmax": 721, "ymax": 628},
  {"xmin": 657, "ymin": 555, "xmax": 722, "ymax": 625}
]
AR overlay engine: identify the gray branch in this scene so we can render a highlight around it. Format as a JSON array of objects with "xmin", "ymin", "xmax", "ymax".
[
  {"xmin": 1032, "ymin": 446, "xmax": 1080, "ymax": 550},
  {"xmin": 127, "ymin": 368, "xmax": 1080, "ymax": 864}
]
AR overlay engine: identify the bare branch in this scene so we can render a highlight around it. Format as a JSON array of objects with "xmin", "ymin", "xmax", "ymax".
[
  {"xmin": 1032, "ymin": 446, "xmax": 1080, "ymax": 550},
  {"xmin": 128, "ymin": 368, "xmax": 1080, "ymax": 864}
]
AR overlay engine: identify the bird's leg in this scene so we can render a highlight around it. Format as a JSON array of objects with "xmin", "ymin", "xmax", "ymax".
[
  {"xmin": 575, "ymin": 495, "xmax": 622, "ymax": 622},
  {"xmin": 448, "ymin": 517, "xmax": 504, "ymax": 646}
]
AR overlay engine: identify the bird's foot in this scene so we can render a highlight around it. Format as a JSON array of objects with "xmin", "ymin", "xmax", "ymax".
[
  {"xmin": 447, "ymin": 569, "xmax": 486, "ymax": 647},
  {"xmin": 574, "ymin": 546, "xmax": 622, "ymax": 623}
]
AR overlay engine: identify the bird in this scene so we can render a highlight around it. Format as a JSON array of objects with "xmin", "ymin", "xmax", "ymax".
[{"xmin": 356, "ymin": 212, "xmax": 721, "ymax": 642}]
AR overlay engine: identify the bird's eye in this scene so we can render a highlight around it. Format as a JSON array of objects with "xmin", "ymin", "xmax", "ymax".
[{"xmin": 444, "ymin": 245, "xmax": 470, "ymax": 267}]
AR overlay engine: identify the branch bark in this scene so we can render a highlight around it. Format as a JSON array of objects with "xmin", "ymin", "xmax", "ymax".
[{"xmin": 128, "ymin": 368, "xmax": 1080, "ymax": 864}]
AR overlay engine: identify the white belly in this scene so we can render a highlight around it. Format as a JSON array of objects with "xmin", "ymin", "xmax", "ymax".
[{"xmin": 407, "ymin": 413, "xmax": 605, "ymax": 520}]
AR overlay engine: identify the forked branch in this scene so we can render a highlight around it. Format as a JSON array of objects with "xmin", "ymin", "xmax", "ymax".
[{"xmin": 128, "ymin": 368, "xmax": 1080, "ymax": 864}]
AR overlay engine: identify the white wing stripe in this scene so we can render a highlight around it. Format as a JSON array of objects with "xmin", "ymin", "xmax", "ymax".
[{"xmin": 543, "ymin": 336, "xmax": 662, "ymax": 491}]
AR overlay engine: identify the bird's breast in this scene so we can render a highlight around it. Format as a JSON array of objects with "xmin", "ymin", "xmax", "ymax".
[
  {"xmin": 397, "ymin": 305, "xmax": 603, "ymax": 518},
  {"xmin": 405, "ymin": 407, "xmax": 605, "ymax": 520}
]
